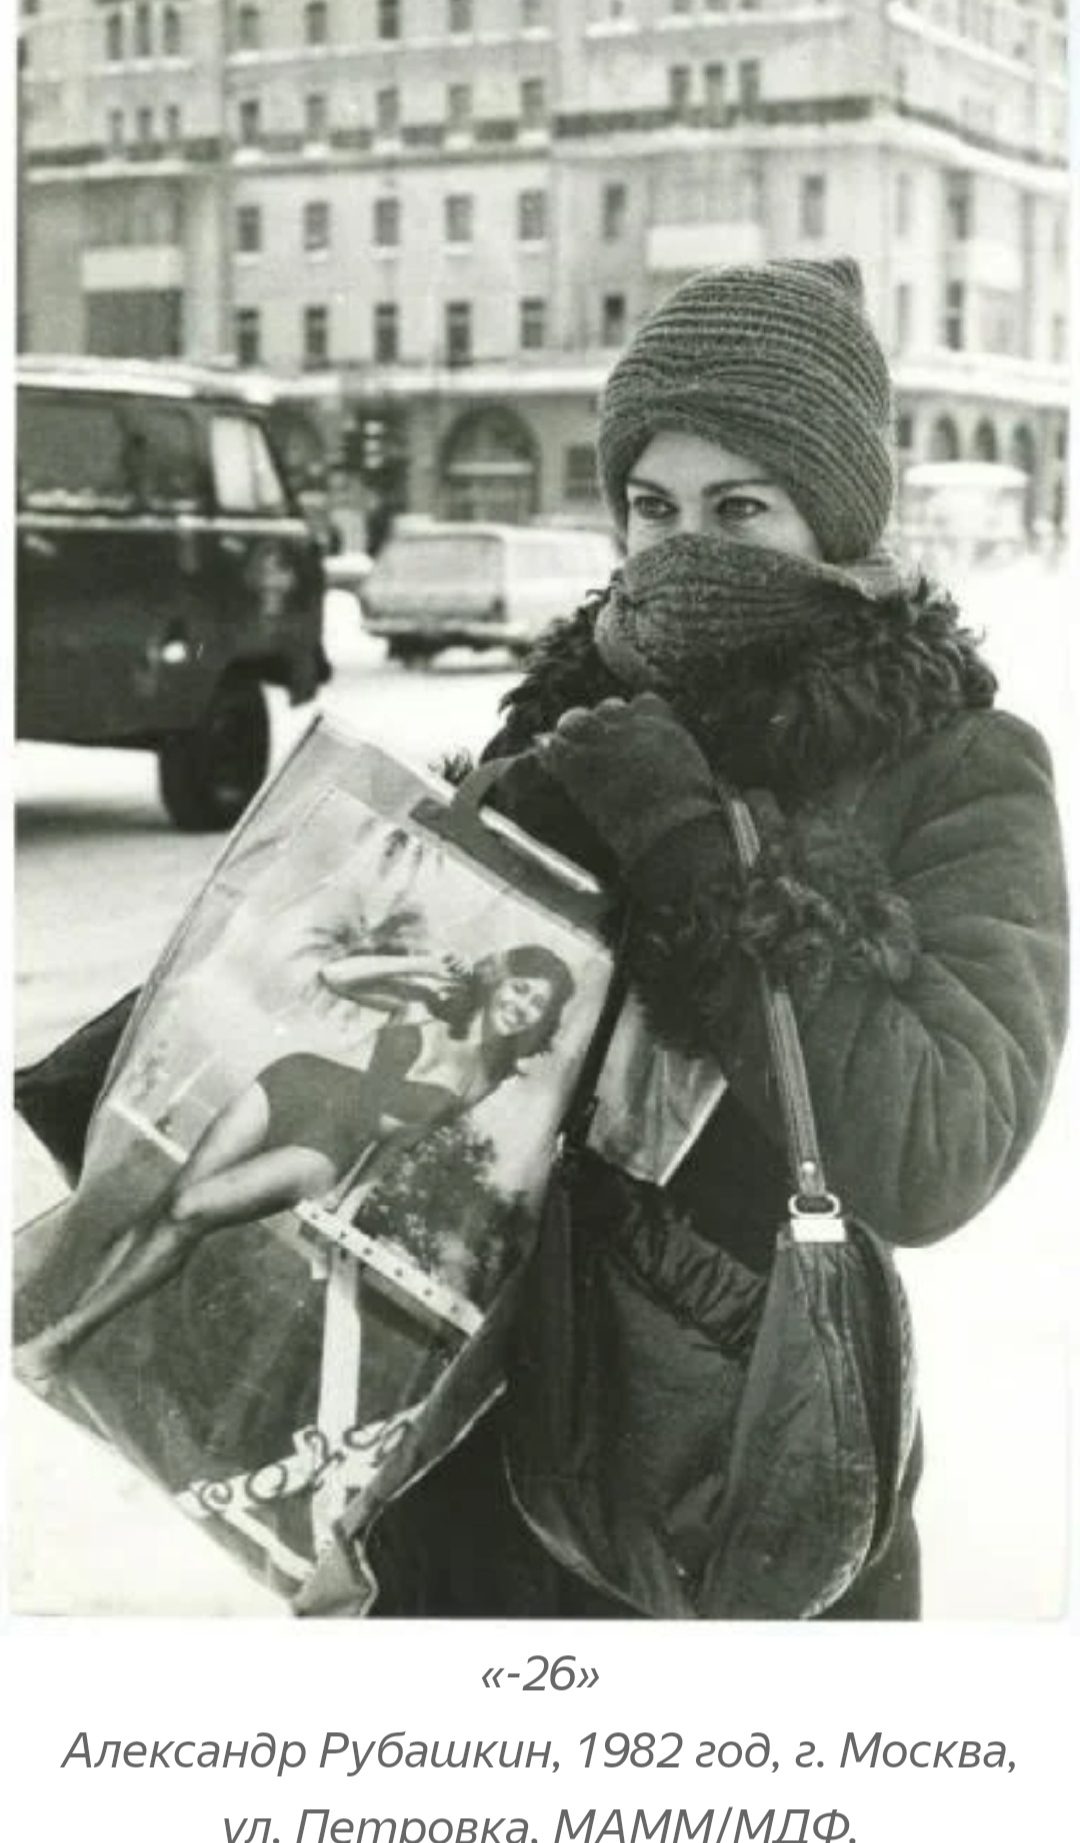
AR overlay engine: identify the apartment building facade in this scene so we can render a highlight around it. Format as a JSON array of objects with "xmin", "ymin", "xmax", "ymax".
[{"xmin": 19, "ymin": 0, "xmax": 1070, "ymax": 533}]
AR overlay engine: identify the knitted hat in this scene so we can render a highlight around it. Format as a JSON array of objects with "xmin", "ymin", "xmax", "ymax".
[{"xmin": 597, "ymin": 258, "xmax": 895, "ymax": 562}]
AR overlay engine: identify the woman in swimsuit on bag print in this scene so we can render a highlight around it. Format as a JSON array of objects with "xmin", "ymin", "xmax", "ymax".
[{"xmin": 15, "ymin": 942, "xmax": 575, "ymax": 1381}]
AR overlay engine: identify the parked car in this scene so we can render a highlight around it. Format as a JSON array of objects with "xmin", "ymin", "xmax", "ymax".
[
  {"xmin": 359, "ymin": 519, "xmax": 618, "ymax": 664},
  {"xmin": 16, "ymin": 356, "xmax": 329, "ymax": 830},
  {"xmin": 901, "ymin": 461, "xmax": 1030, "ymax": 573}
]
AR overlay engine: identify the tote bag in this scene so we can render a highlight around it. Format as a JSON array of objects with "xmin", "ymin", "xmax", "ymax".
[{"xmin": 13, "ymin": 716, "xmax": 620, "ymax": 1604}]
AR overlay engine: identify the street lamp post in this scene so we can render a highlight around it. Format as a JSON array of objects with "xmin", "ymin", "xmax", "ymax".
[{"xmin": 17, "ymin": 31, "xmax": 28, "ymax": 353}]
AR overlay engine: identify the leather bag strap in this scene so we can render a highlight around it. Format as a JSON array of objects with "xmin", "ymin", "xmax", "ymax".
[{"xmin": 721, "ymin": 789, "xmax": 846, "ymax": 1239}]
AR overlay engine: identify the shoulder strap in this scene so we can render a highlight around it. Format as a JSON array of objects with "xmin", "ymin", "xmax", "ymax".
[{"xmin": 722, "ymin": 790, "xmax": 846, "ymax": 1238}]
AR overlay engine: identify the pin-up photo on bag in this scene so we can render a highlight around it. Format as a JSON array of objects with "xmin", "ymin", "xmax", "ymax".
[{"xmin": 13, "ymin": 717, "xmax": 626, "ymax": 1603}]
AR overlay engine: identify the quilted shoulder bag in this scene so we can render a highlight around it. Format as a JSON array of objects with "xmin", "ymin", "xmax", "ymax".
[{"xmin": 502, "ymin": 788, "xmax": 918, "ymax": 1619}]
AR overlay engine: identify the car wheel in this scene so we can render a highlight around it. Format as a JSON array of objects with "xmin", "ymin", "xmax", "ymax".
[{"xmin": 157, "ymin": 675, "xmax": 271, "ymax": 832}]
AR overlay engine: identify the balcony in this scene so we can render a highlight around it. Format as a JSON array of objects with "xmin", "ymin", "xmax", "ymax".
[
  {"xmin": 555, "ymin": 95, "xmax": 876, "ymax": 137},
  {"xmin": 894, "ymin": 99, "xmax": 1064, "ymax": 171}
]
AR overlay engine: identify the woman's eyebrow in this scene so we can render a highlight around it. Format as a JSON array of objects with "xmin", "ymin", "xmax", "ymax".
[{"xmin": 625, "ymin": 472, "xmax": 774, "ymax": 493}]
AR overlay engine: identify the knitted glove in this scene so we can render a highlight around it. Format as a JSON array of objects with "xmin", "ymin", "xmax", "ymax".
[{"xmin": 535, "ymin": 691, "xmax": 720, "ymax": 869}]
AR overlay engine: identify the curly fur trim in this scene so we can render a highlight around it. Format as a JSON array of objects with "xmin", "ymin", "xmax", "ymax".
[
  {"xmin": 617, "ymin": 796, "xmax": 918, "ymax": 1062},
  {"xmin": 489, "ymin": 573, "xmax": 996, "ymax": 807},
  {"xmin": 473, "ymin": 573, "xmax": 979, "ymax": 1048}
]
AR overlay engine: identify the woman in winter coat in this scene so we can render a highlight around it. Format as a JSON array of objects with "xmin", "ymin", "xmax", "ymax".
[
  {"xmin": 13, "ymin": 257, "xmax": 1068, "ymax": 1620},
  {"xmin": 350, "ymin": 256, "xmax": 1068, "ymax": 1621}
]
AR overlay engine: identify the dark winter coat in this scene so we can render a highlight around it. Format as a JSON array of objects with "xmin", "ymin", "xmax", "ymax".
[
  {"xmin": 297, "ymin": 569, "xmax": 1067, "ymax": 1621},
  {"xmin": 477, "ymin": 585, "xmax": 1068, "ymax": 1267}
]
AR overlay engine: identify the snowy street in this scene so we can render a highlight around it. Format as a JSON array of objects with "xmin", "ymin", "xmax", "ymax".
[{"xmin": 9, "ymin": 566, "xmax": 1075, "ymax": 1619}]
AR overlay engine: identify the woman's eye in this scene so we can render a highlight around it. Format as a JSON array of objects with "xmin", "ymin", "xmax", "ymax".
[
  {"xmin": 714, "ymin": 494, "xmax": 769, "ymax": 524},
  {"xmin": 628, "ymin": 494, "xmax": 673, "ymax": 523}
]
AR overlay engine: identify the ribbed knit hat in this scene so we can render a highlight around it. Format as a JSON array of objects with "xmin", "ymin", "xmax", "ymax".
[{"xmin": 597, "ymin": 258, "xmax": 895, "ymax": 563}]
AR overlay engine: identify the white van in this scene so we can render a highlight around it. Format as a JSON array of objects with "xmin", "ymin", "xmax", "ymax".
[
  {"xmin": 360, "ymin": 520, "xmax": 617, "ymax": 663},
  {"xmin": 901, "ymin": 462, "xmax": 1029, "ymax": 573}
]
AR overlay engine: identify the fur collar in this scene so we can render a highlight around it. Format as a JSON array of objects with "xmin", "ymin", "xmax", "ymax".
[{"xmin": 489, "ymin": 571, "xmax": 996, "ymax": 808}]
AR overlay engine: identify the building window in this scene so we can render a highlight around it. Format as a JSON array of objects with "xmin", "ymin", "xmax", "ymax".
[
  {"xmin": 445, "ymin": 193, "xmax": 474, "ymax": 244},
  {"xmin": 738, "ymin": 59, "xmax": 761, "ymax": 108},
  {"xmin": 521, "ymin": 0, "xmax": 545, "ymax": 24},
  {"xmin": 374, "ymin": 195, "xmax": 400, "ymax": 245},
  {"xmin": 705, "ymin": 62, "xmax": 726, "ymax": 121},
  {"xmin": 1051, "ymin": 314, "xmax": 1067, "ymax": 364},
  {"xmin": 304, "ymin": 200, "xmax": 331, "ymax": 252},
  {"xmin": 238, "ymin": 98, "xmax": 261, "ymax": 146},
  {"xmin": 942, "ymin": 280, "xmax": 965, "ymax": 350},
  {"xmin": 894, "ymin": 282, "xmax": 912, "ymax": 349},
  {"xmin": 944, "ymin": 170, "xmax": 973, "ymax": 240},
  {"xmin": 446, "ymin": 300, "xmax": 472, "ymax": 366},
  {"xmin": 602, "ymin": 181, "xmax": 627, "ymax": 241},
  {"xmin": 930, "ymin": 414, "xmax": 960, "ymax": 461},
  {"xmin": 517, "ymin": 188, "xmax": 547, "ymax": 241},
  {"xmin": 895, "ymin": 171, "xmax": 912, "ymax": 236},
  {"xmin": 108, "ymin": 109, "xmax": 124, "ymax": 150},
  {"xmin": 163, "ymin": 7, "xmax": 182, "ymax": 56},
  {"xmin": 235, "ymin": 307, "xmax": 261, "ymax": 366},
  {"xmin": 602, "ymin": 292, "xmax": 627, "ymax": 347},
  {"xmin": 378, "ymin": 0, "xmax": 401, "ymax": 38},
  {"xmin": 304, "ymin": 92, "xmax": 328, "ymax": 140},
  {"xmin": 376, "ymin": 86, "xmax": 400, "ymax": 134},
  {"xmin": 105, "ymin": 10, "xmax": 123, "ymax": 61},
  {"xmin": 564, "ymin": 444, "xmax": 599, "ymax": 503},
  {"xmin": 305, "ymin": 1, "xmax": 329, "ymax": 45},
  {"xmin": 520, "ymin": 296, "xmax": 546, "ymax": 350},
  {"xmin": 449, "ymin": 0, "xmax": 472, "ymax": 28},
  {"xmin": 374, "ymin": 301, "xmax": 399, "ymax": 362},
  {"xmin": 236, "ymin": 4, "xmax": 261, "ymax": 50},
  {"xmin": 137, "ymin": 106, "xmax": 154, "ymax": 144},
  {"xmin": 668, "ymin": 65, "xmax": 692, "ymax": 115},
  {"xmin": 520, "ymin": 77, "xmax": 546, "ymax": 128},
  {"xmin": 236, "ymin": 203, "xmax": 262, "ymax": 253},
  {"xmin": 447, "ymin": 83, "xmax": 472, "ymax": 130},
  {"xmin": 134, "ymin": 3, "xmax": 152, "ymax": 57},
  {"xmin": 304, "ymin": 304, "xmax": 330, "ymax": 368},
  {"xmin": 799, "ymin": 174, "xmax": 826, "ymax": 239},
  {"xmin": 165, "ymin": 104, "xmax": 182, "ymax": 144},
  {"xmin": 672, "ymin": 0, "xmax": 692, "ymax": 12}
]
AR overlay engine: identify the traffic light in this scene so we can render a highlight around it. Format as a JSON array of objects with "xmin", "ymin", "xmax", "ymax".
[{"xmin": 342, "ymin": 415, "xmax": 388, "ymax": 480}]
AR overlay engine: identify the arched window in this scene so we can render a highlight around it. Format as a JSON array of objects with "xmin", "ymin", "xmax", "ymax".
[
  {"xmin": 106, "ymin": 10, "xmax": 123, "ymax": 60},
  {"xmin": 439, "ymin": 406, "xmax": 538, "ymax": 523},
  {"xmin": 1010, "ymin": 423, "xmax": 1036, "ymax": 475},
  {"xmin": 163, "ymin": 6, "xmax": 182, "ymax": 56},
  {"xmin": 929, "ymin": 415, "xmax": 960, "ymax": 461},
  {"xmin": 972, "ymin": 418, "xmax": 999, "ymax": 462}
]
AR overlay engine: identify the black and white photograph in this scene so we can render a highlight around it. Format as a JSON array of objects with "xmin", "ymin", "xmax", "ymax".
[{"xmin": 9, "ymin": 0, "xmax": 1073, "ymax": 1669}]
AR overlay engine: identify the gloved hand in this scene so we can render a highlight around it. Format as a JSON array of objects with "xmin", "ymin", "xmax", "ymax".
[{"xmin": 534, "ymin": 691, "xmax": 721, "ymax": 869}]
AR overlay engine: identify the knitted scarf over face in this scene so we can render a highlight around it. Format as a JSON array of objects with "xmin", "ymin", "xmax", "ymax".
[
  {"xmin": 491, "ymin": 538, "xmax": 997, "ymax": 807},
  {"xmin": 594, "ymin": 534, "xmax": 908, "ymax": 696}
]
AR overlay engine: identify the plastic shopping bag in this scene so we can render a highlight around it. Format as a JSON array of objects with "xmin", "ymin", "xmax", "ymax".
[{"xmin": 13, "ymin": 716, "xmax": 615, "ymax": 1603}]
